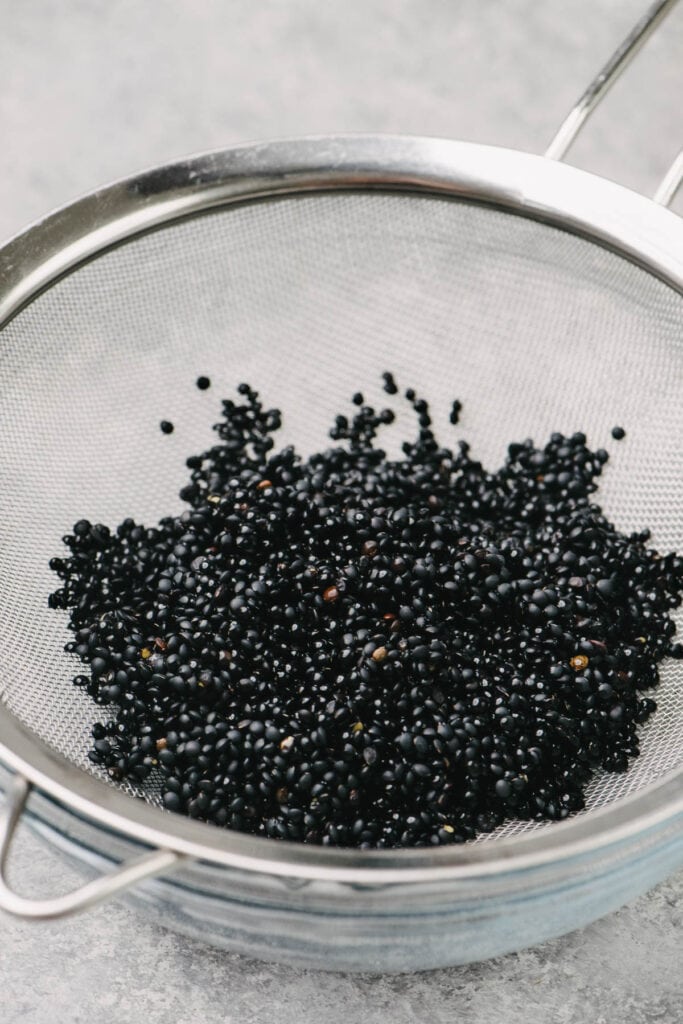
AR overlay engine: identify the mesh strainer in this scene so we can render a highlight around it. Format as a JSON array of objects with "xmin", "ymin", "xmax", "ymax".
[{"xmin": 0, "ymin": 0, "xmax": 682, "ymax": 972}]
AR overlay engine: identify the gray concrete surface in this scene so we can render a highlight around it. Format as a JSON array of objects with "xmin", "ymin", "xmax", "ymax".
[{"xmin": 1, "ymin": 1, "xmax": 682, "ymax": 1021}]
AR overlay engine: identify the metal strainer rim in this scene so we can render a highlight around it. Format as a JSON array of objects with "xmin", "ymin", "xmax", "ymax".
[{"xmin": 1, "ymin": 134, "xmax": 682, "ymax": 883}]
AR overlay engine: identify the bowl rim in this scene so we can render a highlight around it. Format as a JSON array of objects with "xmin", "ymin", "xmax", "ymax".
[{"xmin": 1, "ymin": 133, "xmax": 682, "ymax": 883}]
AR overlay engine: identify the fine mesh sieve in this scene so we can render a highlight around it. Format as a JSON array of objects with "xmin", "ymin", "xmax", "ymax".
[
  {"xmin": 0, "ymin": 192, "xmax": 682, "ymax": 846},
  {"xmin": 0, "ymin": 0, "xmax": 682, "ymax": 943}
]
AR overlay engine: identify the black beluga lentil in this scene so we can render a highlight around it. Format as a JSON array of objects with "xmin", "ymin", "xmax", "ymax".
[{"xmin": 49, "ymin": 378, "xmax": 683, "ymax": 848}]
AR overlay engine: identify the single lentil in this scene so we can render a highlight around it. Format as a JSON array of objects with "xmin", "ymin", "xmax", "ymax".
[
  {"xmin": 50, "ymin": 374, "xmax": 683, "ymax": 849},
  {"xmin": 159, "ymin": 420, "xmax": 174, "ymax": 435}
]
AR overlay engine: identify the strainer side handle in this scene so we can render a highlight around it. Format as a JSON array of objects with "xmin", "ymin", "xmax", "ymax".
[{"xmin": 0, "ymin": 774, "xmax": 183, "ymax": 920}]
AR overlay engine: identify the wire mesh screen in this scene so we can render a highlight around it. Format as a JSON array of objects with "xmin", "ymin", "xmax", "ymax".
[{"xmin": 0, "ymin": 191, "xmax": 681, "ymax": 842}]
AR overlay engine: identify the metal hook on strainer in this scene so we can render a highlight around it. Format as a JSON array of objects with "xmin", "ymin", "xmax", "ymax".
[{"xmin": 0, "ymin": 1, "xmax": 682, "ymax": 971}]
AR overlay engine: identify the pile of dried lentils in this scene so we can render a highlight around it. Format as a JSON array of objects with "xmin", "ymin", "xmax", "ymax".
[{"xmin": 49, "ymin": 373, "xmax": 683, "ymax": 848}]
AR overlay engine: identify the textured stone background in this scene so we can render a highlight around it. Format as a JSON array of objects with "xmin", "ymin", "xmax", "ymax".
[{"xmin": 1, "ymin": 2, "xmax": 682, "ymax": 1021}]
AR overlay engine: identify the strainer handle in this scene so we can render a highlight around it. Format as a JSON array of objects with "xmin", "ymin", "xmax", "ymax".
[
  {"xmin": 0, "ymin": 774, "xmax": 182, "ymax": 920},
  {"xmin": 654, "ymin": 148, "xmax": 683, "ymax": 205},
  {"xmin": 545, "ymin": 0, "xmax": 683, "ymax": 207}
]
